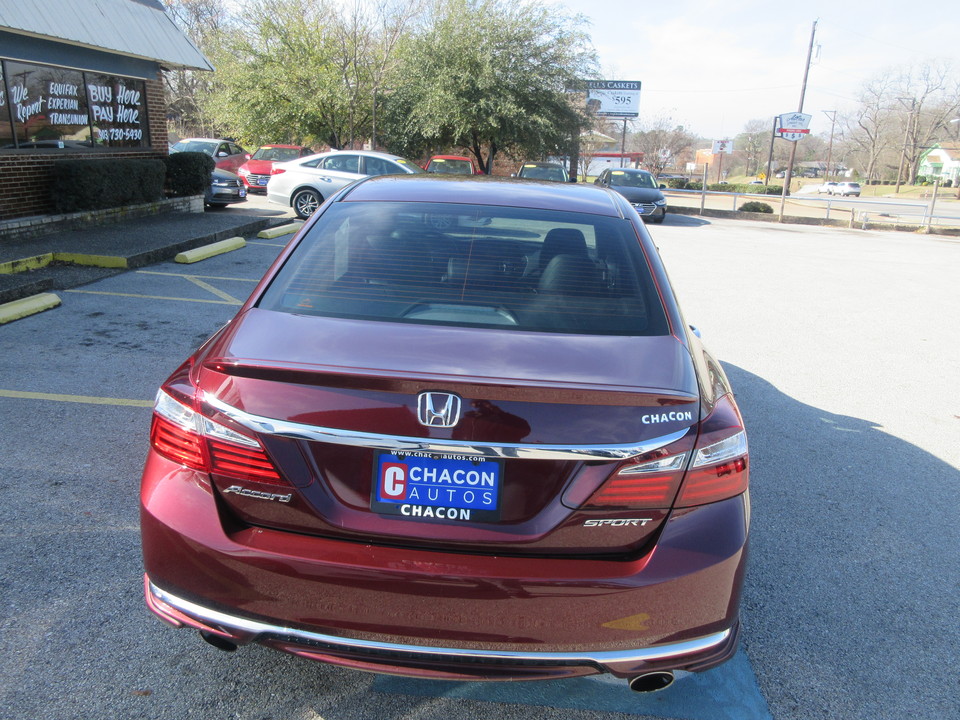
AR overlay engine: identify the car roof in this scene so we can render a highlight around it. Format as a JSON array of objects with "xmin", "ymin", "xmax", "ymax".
[
  {"xmin": 259, "ymin": 144, "xmax": 308, "ymax": 149},
  {"xmin": 519, "ymin": 161, "xmax": 564, "ymax": 168},
  {"xmin": 340, "ymin": 175, "xmax": 623, "ymax": 217},
  {"xmin": 429, "ymin": 155, "xmax": 473, "ymax": 161},
  {"xmin": 298, "ymin": 149, "xmax": 408, "ymax": 163}
]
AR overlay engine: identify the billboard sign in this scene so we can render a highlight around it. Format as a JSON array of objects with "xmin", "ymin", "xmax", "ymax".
[
  {"xmin": 712, "ymin": 139, "xmax": 733, "ymax": 154},
  {"xmin": 778, "ymin": 112, "xmax": 812, "ymax": 142},
  {"xmin": 586, "ymin": 80, "xmax": 641, "ymax": 117}
]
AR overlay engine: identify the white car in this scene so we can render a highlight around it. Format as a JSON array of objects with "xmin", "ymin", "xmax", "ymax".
[
  {"xmin": 817, "ymin": 182, "xmax": 838, "ymax": 194},
  {"xmin": 268, "ymin": 150, "xmax": 425, "ymax": 218}
]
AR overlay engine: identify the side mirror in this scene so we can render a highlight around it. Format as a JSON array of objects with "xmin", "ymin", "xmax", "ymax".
[
  {"xmin": 659, "ymin": 184, "xmax": 666, "ymax": 189},
  {"xmin": 568, "ymin": 176, "xmax": 577, "ymax": 183},
  {"xmin": 217, "ymin": 151, "xmax": 229, "ymax": 157},
  {"xmin": 510, "ymin": 173, "xmax": 517, "ymax": 178}
]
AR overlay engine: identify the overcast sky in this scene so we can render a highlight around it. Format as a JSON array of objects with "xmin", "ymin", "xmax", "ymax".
[{"xmin": 552, "ymin": 0, "xmax": 960, "ymax": 140}]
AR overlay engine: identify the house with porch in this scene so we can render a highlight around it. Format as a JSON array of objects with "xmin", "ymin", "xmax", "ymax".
[{"xmin": 917, "ymin": 143, "xmax": 960, "ymax": 187}]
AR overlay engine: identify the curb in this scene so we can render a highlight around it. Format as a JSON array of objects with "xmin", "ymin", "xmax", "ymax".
[
  {"xmin": 0, "ymin": 253, "xmax": 54, "ymax": 274},
  {"xmin": 176, "ymin": 237, "xmax": 246, "ymax": 264},
  {"xmin": 0, "ymin": 292, "xmax": 61, "ymax": 325}
]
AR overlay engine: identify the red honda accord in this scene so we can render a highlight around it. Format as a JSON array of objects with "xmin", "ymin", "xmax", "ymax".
[{"xmin": 140, "ymin": 174, "xmax": 749, "ymax": 692}]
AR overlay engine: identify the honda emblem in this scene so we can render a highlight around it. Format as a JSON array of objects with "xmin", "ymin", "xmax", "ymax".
[{"xmin": 417, "ymin": 392, "xmax": 462, "ymax": 428}]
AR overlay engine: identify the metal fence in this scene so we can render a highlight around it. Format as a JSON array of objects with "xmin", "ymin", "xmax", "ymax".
[{"xmin": 666, "ymin": 188, "xmax": 960, "ymax": 230}]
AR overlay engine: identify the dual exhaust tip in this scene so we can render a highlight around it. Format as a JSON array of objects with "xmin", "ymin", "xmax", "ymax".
[{"xmin": 201, "ymin": 630, "xmax": 676, "ymax": 692}]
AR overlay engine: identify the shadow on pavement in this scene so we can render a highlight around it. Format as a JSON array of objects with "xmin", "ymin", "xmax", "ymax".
[{"xmin": 724, "ymin": 363, "xmax": 960, "ymax": 720}]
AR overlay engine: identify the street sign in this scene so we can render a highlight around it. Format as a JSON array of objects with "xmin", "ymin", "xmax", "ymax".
[
  {"xmin": 778, "ymin": 112, "xmax": 812, "ymax": 141},
  {"xmin": 712, "ymin": 139, "xmax": 733, "ymax": 154},
  {"xmin": 586, "ymin": 80, "xmax": 641, "ymax": 117}
]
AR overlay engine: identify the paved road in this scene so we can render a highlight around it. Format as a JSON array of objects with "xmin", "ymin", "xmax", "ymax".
[{"xmin": 0, "ymin": 210, "xmax": 957, "ymax": 719}]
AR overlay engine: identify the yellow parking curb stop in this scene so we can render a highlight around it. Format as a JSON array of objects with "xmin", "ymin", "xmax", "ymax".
[
  {"xmin": 0, "ymin": 253, "xmax": 54, "ymax": 274},
  {"xmin": 175, "ymin": 237, "xmax": 246, "ymax": 264},
  {"xmin": 257, "ymin": 222, "xmax": 302, "ymax": 239},
  {"xmin": 55, "ymin": 253, "xmax": 128, "ymax": 268},
  {"xmin": 0, "ymin": 292, "xmax": 61, "ymax": 324}
]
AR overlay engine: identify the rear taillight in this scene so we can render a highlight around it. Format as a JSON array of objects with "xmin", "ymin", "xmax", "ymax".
[
  {"xmin": 271, "ymin": 167, "xmax": 286, "ymax": 175},
  {"xmin": 583, "ymin": 445, "xmax": 689, "ymax": 508},
  {"xmin": 150, "ymin": 388, "xmax": 284, "ymax": 485},
  {"xmin": 582, "ymin": 393, "xmax": 748, "ymax": 510},
  {"xmin": 675, "ymin": 396, "xmax": 748, "ymax": 507}
]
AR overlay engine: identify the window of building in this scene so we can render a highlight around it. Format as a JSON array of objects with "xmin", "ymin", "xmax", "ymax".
[{"xmin": 1, "ymin": 59, "xmax": 148, "ymax": 150}]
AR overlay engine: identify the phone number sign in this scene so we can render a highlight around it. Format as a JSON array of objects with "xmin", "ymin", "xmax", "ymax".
[{"xmin": 587, "ymin": 80, "xmax": 641, "ymax": 117}]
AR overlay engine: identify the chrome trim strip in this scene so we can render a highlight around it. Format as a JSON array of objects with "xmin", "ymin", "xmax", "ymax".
[
  {"xmin": 150, "ymin": 582, "xmax": 731, "ymax": 666},
  {"xmin": 203, "ymin": 393, "xmax": 690, "ymax": 461}
]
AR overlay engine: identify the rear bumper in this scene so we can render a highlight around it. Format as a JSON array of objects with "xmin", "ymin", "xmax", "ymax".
[
  {"xmin": 146, "ymin": 576, "xmax": 739, "ymax": 680},
  {"xmin": 141, "ymin": 454, "xmax": 748, "ymax": 680}
]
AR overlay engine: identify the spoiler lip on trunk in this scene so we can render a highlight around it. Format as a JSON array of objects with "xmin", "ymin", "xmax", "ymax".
[{"xmin": 203, "ymin": 393, "xmax": 692, "ymax": 462}]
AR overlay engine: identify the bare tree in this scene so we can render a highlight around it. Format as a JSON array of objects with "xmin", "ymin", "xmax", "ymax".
[
  {"xmin": 892, "ymin": 61, "xmax": 960, "ymax": 181},
  {"xmin": 163, "ymin": 0, "xmax": 230, "ymax": 138},
  {"xmin": 734, "ymin": 119, "xmax": 768, "ymax": 177},
  {"xmin": 630, "ymin": 116, "xmax": 696, "ymax": 177},
  {"xmin": 840, "ymin": 73, "xmax": 899, "ymax": 182}
]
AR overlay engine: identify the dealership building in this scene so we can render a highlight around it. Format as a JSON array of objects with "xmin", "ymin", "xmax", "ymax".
[{"xmin": 0, "ymin": 0, "xmax": 211, "ymax": 221}]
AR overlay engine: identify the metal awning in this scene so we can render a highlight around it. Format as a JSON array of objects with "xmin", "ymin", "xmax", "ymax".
[{"xmin": 0, "ymin": 0, "xmax": 213, "ymax": 71}]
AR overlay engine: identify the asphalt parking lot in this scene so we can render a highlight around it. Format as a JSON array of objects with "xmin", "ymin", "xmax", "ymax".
[{"xmin": 0, "ymin": 208, "xmax": 957, "ymax": 720}]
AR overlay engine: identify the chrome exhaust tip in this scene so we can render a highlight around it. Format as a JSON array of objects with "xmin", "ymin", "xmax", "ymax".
[
  {"xmin": 199, "ymin": 630, "xmax": 238, "ymax": 652},
  {"xmin": 628, "ymin": 670, "xmax": 675, "ymax": 693}
]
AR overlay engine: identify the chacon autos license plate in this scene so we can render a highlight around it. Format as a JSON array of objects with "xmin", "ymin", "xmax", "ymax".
[{"xmin": 371, "ymin": 452, "xmax": 501, "ymax": 522}]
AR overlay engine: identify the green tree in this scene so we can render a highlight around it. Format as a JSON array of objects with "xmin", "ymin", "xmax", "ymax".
[
  {"xmin": 206, "ymin": 0, "xmax": 419, "ymax": 148},
  {"xmin": 381, "ymin": 0, "xmax": 596, "ymax": 173}
]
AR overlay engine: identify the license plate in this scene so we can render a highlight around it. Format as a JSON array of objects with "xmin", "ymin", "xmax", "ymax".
[
  {"xmin": 372, "ymin": 452, "xmax": 501, "ymax": 523},
  {"xmin": 257, "ymin": 177, "xmax": 268, "ymax": 185},
  {"xmin": 239, "ymin": 188, "xmax": 247, "ymax": 197}
]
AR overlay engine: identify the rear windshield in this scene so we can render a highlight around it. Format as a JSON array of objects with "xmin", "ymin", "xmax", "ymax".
[
  {"xmin": 258, "ymin": 201, "xmax": 669, "ymax": 336},
  {"xmin": 253, "ymin": 147, "xmax": 304, "ymax": 162},
  {"xmin": 518, "ymin": 165, "xmax": 568, "ymax": 182},
  {"xmin": 428, "ymin": 158, "xmax": 474, "ymax": 174}
]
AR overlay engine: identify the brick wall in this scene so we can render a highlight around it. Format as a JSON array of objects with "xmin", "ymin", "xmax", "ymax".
[{"xmin": 0, "ymin": 74, "xmax": 170, "ymax": 221}]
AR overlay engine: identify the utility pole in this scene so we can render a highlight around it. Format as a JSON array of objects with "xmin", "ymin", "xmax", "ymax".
[
  {"xmin": 779, "ymin": 19, "xmax": 818, "ymax": 222},
  {"xmin": 764, "ymin": 116, "xmax": 779, "ymax": 186},
  {"xmin": 823, "ymin": 110, "xmax": 837, "ymax": 181}
]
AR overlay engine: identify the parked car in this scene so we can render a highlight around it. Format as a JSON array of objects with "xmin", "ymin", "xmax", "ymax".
[
  {"xmin": 513, "ymin": 161, "xmax": 570, "ymax": 182},
  {"xmin": 267, "ymin": 150, "xmax": 425, "ymax": 218},
  {"xmin": 204, "ymin": 167, "xmax": 247, "ymax": 208},
  {"xmin": 424, "ymin": 154, "xmax": 481, "ymax": 175},
  {"xmin": 832, "ymin": 181, "xmax": 861, "ymax": 197},
  {"xmin": 237, "ymin": 145, "xmax": 313, "ymax": 192},
  {"xmin": 140, "ymin": 174, "xmax": 750, "ymax": 691},
  {"xmin": 171, "ymin": 138, "xmax": 250, "ymax": 173},
  {"xmin": 594, "ymin": 168, "xmax": 667, "ymax": 223},
  {"xmin": 817, "ymin": 182, "xmax": 838, "ymax": 194}
]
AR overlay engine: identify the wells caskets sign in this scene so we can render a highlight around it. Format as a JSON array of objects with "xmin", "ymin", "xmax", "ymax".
[
  {"xmin": 0, "ymin": 59, "xmax": 147, "ymax": 149},
  {"xmin": 586, "ymin": 80, "xmax": 641, "ymax": 118}
]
